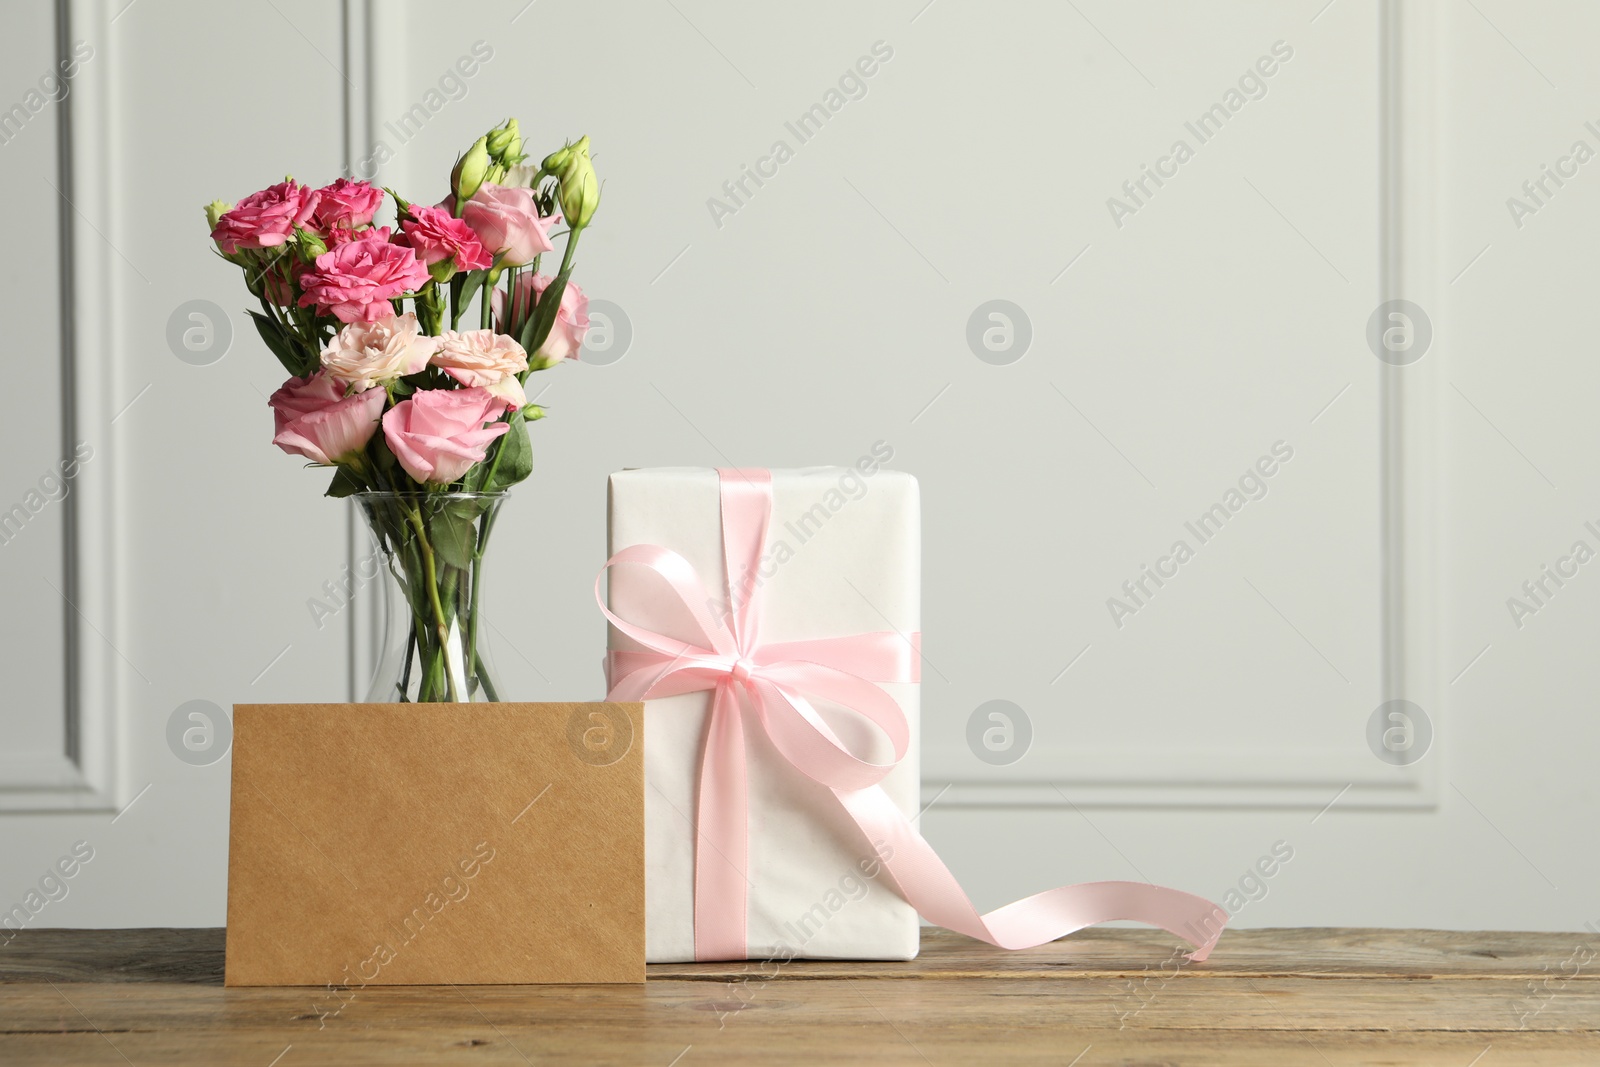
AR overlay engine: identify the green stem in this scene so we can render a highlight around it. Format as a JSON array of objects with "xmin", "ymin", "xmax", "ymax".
[
  {"xmin": 423, "ymin": 641, "xmax": 445, "ymax": 702},
  {"xmin": 415, "ymin": 283, "xmax": 439, "ymax": 335},
  {"xmin": 464, "ymin": 505, "xmax": 499, "ymax": 700},
  {"xmin": 394, "ymin": 505, "xmax": 433, "ymax": 701},
  {"xmin": 557, "ymin": 226, "xmax": 581, "ymax": 278},
  {"xmin": 412, "ymin": 611, "xmax": 432, "ymax": 701},
  {"xmin": 514, "ymin": 230, "xmax": 581, "ymax": 386},
  {"xmin": 396, "ymin": 617, "xmax": 416, "ymax": 701},
  {"xmin": 503, "ymin": 265, "xmax": 518, "ymax": 336},
  {"xmin": 476, "ymin": 651, "xmax": 500, "ymax": 702},
  {"xmin": 477, "ymin": 412, "xmax": 521, "ymax": 493},
  {"xmin": 404, "ymin": 503, "xmax": 459, "ymax": 702}
]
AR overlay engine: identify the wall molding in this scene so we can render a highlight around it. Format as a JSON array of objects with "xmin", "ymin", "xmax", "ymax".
[
  {"xmin": 925, "ymin": 5, "xmax": 1441, "ymax": 812},
  {"xmin": 342, "ymin": 0, "xmax": 409, "ymax": 701},
  {"xmin": 924, "ymin": 746, "xmax": 1433, "ymax": 811},
  {"xmin": 1, "ymin": 0, "xmax": 124, "ymax": 812}
]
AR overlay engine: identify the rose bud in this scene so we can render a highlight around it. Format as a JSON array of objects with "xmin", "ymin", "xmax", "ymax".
[
  {"xmin": 546, "ymin": 135, "xmax": 599, "ymax": 230},
  {"xmin": 451, "ymin": 135, "xmax": 491, "ymax": 209},
  {"xmin": 294, "ymin": 228, "xmax": 328, "ymax": 262},
  {"xmin": 486, "ymin": 118, "xmax": 521, "ymax": 164}
]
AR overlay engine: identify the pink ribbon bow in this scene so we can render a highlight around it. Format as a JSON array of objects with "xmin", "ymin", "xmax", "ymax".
[{"xmin": 599, "ymin": 468, "xmax": 1229, "ymax": 962}]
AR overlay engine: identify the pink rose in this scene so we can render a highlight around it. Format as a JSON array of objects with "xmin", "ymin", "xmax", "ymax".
[
  {"xmin": 268, "ymin": 371, "xmax": 385, "ymax": 465},
  {"xmin": 311, "ymin": 179, "xmax": 384, "ymax": 232},
  {"xmin": 321, "ymin": 312, "xmax": 440, "ymax": 390},
  {"xmin": 461, "ymin": 184, "xmax": 559, "ymax": 267},
  {"xmin": 382, "ymin": 387, "xmax": 510, "ymax": 485},
  {"xmin": 496, "ymin": 273, "xmax": 590, "ymax": 367},
  {"xmin": 326, "ymin": 224, "xmax": 390, "ymax": 248},
  {"xmin": 430, "ymin": 329, "xmax": 528, "ymax": 411},
  {"xmin": 297, "ymin": 233, "xmax": 430, "ymax": 323},
  {"xmin": 397, "ymin": 204, "xmax": 492, "ymax": 278},
  {"xmin": 211, "ymin": 180, "xmax": 319, "ymax": 254}
]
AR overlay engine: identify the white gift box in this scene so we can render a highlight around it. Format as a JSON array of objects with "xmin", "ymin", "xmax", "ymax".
[{"xmin": 607, "ymin": 464, "xmax": 921, "ymax": 962}]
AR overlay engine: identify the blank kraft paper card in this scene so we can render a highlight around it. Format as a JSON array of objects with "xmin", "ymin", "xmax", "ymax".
[{"xmin": 225, "ymin": 701, "xmax": 644, "ymax": 986}]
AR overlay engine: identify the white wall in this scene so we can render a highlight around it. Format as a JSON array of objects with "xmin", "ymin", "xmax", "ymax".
[{"xmin": 0, "ymin": 0, "xmax": 1592, "ymax": 934}]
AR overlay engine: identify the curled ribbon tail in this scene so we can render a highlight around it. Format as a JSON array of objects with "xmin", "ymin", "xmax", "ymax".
[{"xmin": 833, "ymin": 786, "xmax": 1229, "ymax": 961}]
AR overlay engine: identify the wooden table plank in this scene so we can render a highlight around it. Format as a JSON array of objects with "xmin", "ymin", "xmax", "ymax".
[
  {"xmin": 3, "ymin": 1028, "xmax": 1600, "ymax": 1067},
  {"xmin": 4, "ymin": 975, "xmax": 1597, "ymax": 1031},
  {"xmin": 1, "ymin": 1028, "xmax": 1595, "ymax": 1067},
  {"xmin": 655, "ymin": 925, "xmax": 1600, "ymax": 979},
  {"xmin": 1, "ymin": 927, "xmax": 1596, "ymax": 1066},
  {"xmin": 7, "ymin": 926, "xmax": 1595, "ymax": 982}
]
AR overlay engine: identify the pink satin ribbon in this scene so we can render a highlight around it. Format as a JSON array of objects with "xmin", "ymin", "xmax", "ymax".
[{"xmin": 599, "ymin": 468, "xmax": 1229, "ymax": 962}]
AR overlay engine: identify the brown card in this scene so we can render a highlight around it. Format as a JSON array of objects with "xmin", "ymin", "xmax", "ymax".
[{"xmin": 225, "ymin": 702, "xmax": 643, "ymax": 986}]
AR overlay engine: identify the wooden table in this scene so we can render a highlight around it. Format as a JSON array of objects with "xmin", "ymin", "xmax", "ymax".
[{"xmin": 1, "ymin": 927, "xmax": 1595, "ymax": 1065}]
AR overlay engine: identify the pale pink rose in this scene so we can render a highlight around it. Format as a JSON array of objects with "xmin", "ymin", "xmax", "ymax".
[
  {"xmin": 502, "ymin": 161, "xmax": 539, "ymax": 189},
  {"xmin": 311, "ymin": 178, "xmax": 384, "ymax": 232},
  {"xmin": 397, "ymin": 204, "xmax": 492, "ymax": 277},
  {"xmin": 211, "ymin": 180, "xmax": 319, "ymax": 254},
  {"xmin": 461, "ymin": 183, "xmax": 559, "ymax": 267},
  {"xmin": 268, "ymin": 372, "xmax": 385, "ymax": 465},
  {"xmin": 321, "ymin": 312, "xmax": 440, "ymax": 390},
  {"xmin": 496, "ymin": 273, "xmax": 590, "ymax": 367},
  {"xmin": 430, "ymin": 329, "xmax": 529, "ymax": 411},
  {"xmin": 297, "ymin": 233, "xmax": 431, "ymax": 323},
  {"xmin": 382, "ymin": 387, "xmax": 510, "ymax": 485}
]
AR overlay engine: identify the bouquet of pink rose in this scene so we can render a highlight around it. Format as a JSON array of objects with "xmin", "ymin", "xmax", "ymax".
[{"xmin": 205, "ymin": 119, "xmax": 599, "ymax": 701}]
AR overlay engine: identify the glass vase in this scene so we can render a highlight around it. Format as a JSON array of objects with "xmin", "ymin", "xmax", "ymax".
[{"xmin": 354, "ymin": 491, "xmax": 506, "ymax": 702}]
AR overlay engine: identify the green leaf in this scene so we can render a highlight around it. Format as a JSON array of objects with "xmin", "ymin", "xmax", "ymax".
[
  {"xmin": 481, "ymin": 414, "xmax": 532, "ymax": 493},
  {"xmin": 455, "ymin": 270, "xmax": 487, "ymax": 328},
  {"xmin": 448, "ymin": 273, "xmax": 466, "ymax": 322},
  {"xmin": 324, "ymin": 466, "xmax": 364, "ymax": 498},
  {"xmin": 427, "ymin": 499, "xmax": 481, "ymax": 572},
  {"xmin": 248, "ymin": 310, "xmax": 306, "ymax": 376},
  {"xmin": 518, "ymin": 266, "xmax": 571, "ymax": 356}
]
